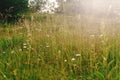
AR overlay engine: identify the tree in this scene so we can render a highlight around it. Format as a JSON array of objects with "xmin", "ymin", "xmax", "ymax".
[
  {"xmin": 0, "ymin": 0, "xmax": 28, "ymax": 22},
  {"xmin": 29, "ymin": 0, "xmax": 46, "ymax": 12},
  {"xmin": 29, "ymin": 0, "xmax": 59, "ymax": 13},
  {"xmin": 56, "ymin": 0, "xmax": 84, "ymax": 15}
]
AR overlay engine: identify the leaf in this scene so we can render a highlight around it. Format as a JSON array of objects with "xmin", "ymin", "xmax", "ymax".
[
  {"xmin": 107, "ymin": 66, "xmax": 117, "ymax": 79},
  {"xmin": 94, "ymin": 71, "xmax": 105, "ymax": 80},
  {"xmin": 108, "ymin": 59, "xmax": 115, "ymax": 70}
]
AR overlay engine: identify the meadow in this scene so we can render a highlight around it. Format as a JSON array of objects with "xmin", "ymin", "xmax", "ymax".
[{"xmin": 0, "ymin": 13, "xmax": 119, "ymax": 80}]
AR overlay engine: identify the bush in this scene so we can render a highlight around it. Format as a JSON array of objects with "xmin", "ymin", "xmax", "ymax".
[{"xmin": 0, "ymin": 0, "xmax": 28, "ymax": 22}]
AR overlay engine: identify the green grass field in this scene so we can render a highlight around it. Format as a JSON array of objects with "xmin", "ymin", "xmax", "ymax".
[{"xmin": 0, "ymin": 14, "xmax": 119, "ymax": 80}]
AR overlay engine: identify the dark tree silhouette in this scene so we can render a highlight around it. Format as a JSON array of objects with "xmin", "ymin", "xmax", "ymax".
[{"xmin": 0, "ymin": 0, "xmax": 28, "ymax": 22}]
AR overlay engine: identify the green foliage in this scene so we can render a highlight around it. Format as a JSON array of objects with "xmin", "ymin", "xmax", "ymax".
[
  {"xmin": 29, "ymin": 0, "xmax": 46, "ymax": 12},
  {"xmin": 0, "ymin": 0, "xmax": 28, "ymax": 22},
  {"xmin": 0, "ymin": 36, "xmax": 25, "ymax": 51}
]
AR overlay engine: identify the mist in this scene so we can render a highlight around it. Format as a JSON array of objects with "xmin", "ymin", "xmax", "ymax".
[
  {"xmin": 61, "ymin": 0, "xmax": 120, "ymax": 35},
  {"xmin": 79, "ymin": 0, "xmax": 120, "ymax": 18},
  {"xmin": 0, "ymin": 0, "xmax": 120, "ymax": 79}
]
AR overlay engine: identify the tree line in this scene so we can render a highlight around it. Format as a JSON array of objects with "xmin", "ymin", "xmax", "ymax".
[{"xmin": 0, "ymin": 0, "xmax": 85, "ymax": 23}]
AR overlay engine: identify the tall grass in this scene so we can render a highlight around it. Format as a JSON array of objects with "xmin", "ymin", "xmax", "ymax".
[{"xmin": 0, "ymin": 14, "xmax": 119, "ymax": 80}]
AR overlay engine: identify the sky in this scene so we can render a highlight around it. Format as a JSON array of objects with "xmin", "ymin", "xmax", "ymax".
[
  {"xmin": 29, "ymin": 0, "xmax": 59, "ymax": 13},
  {"xmin": 41, "ymin": 0, "xmax": 58, "ymax": 13},
  {"xmin": 49, "ymin": 0, "xmax": 56, "ymax": 2},
  {"xmin": 29, "ymin": 0, "xmax": 120, "ymax": 15}
]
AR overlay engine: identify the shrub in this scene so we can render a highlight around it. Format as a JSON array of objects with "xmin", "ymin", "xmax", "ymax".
[{"xmin": 0, "ymin": 0, "xmax": 28, "ymax": 22}]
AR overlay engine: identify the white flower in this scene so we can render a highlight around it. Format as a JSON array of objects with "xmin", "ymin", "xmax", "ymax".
[
  {"xmin": 11, "ymin": 51, "xmax": 14, "ymax": 54},
  {"xmin": 19, "ymin": 49, "xmax": 22, "ymax": 52},
  {"xmin": 3, "ymin": 52, "xmax": 6, "ymax": 54},
  {"xmin": 58, "ymin": 50, "xmax": 61, "ymax": 53},
  {"xmin": 46, "ymin": 45, "xmax": 49, "ymax": 48},
  {"xmin": 75, "ymin": 54, "xmax": 81, "ymax": 57},
  {"xmin": 64, "ymin": 59, "xmax": 67, "ymax": 62},
  {"xmin": 71, "ymin": 58, "xmax": 75, "ymax": 61},
  {"xmin": 23, "ymin": 46, "xmax": 27, "ymax": 49},
  {"xmin": 3, "ymin": 75, "xmax": 7, "ymax": 78},
  {"xmin": 103, "ymin": 57, "xmax": 107, "ymax": 61},
  {"xmin": 23, "ymin": 43, "xmax": 27, "ymax": 46}
]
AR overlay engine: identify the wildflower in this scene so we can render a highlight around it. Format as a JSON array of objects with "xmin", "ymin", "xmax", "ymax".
[
  {"xmin": 3, "ymin": 75, "xmax": 7, "ymax": 78},
  {"xmin": 71, "ymin": 58, "xmax": 75, "ymax": 61},
  {"xmin": 23, "ymin": 46, "xmax": 27, "ymax": 49},
  {"xmin": 75, "ymin": 54, "xmax": 81, "ymax": 57},
  {"xmin": 23, "ymin": 43, "xmax": 27, "ymax": 46},
  {"xmin": 11, "ymin": 51, "xmax": 14, "ymax": 54},
  {"xmin": 46, "ymin": 45, "xmax": 49, "ymax": 48},
  {"xmin": 103, "ymin": 57, "xmax": 107, "ymax": 61},
  {"xmin": 64, "ymin": 59, "xmax": 67, "ymax": 62},
  {"xmin": 3, "ymin": 52, "xmax": 6, "ymax": 54},
  {"xmin": 19, "ymin": 49, "xmax": 22, "ymax": 52},
  {"xmin": 58, "ymin": 50, "xmax": 61, "ymax": 53}
]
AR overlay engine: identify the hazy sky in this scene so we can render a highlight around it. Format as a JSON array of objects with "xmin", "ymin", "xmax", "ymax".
[
  {"xmin": 49, "ymin": 0, "xmax": 56, "ymax": 2},
  {"xmin": 78, "ymin": 0, "xmax": 120, "ymax": 16},
  {"xmin": 29, "ymin": 0, "xmax": 120, "ymax": 15}
]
